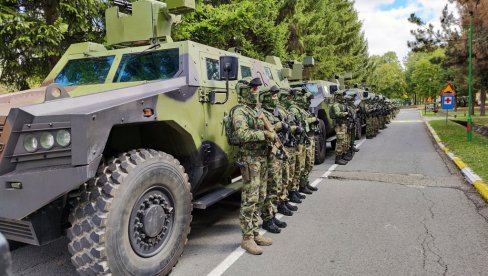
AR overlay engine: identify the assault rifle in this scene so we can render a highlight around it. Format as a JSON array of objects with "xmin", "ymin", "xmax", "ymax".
[
  {"xmin": 257, "ymin": 109, "xmax": 289, "ymax": 160},
  {"xmin": 274, "ymin": 108, "xmax": 297, "ymax": 148}
]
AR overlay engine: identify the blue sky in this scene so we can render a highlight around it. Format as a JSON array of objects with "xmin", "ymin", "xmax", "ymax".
[{"xmin": 354, "ymin": 0, "xmax": 457, "ymax": 63}]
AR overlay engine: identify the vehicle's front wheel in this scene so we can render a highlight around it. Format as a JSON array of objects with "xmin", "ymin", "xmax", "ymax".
[
  {"xmin": 68, "ymin": 149, "xmax": 192, "ymax": 275},
  {"xmin": 314, "ymin": 119, "xmax": 327, "ymax": 164}
]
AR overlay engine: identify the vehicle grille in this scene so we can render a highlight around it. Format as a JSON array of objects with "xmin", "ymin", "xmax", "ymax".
[{"xmin": 0, "ymin": 218, "xmax": 38, "ymax": 245}]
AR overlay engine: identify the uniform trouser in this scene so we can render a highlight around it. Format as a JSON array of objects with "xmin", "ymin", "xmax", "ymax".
[
  {"xmin": 239, "ymin": 154, "xmax": 267, "ymax": 238},
  {"xmin": 373, "ymin": 117, "xmax": 379, "ymax": 133},
  {"xmin": 280, "ymin": 146, "xmax": 296, "ymax": 201},
  {"xmin": 300, "ymin": 137, "xmax": 315, "ymax": 187},
  {"xmin": 345, "ymin": 125, "xmax": 351, "ymax": 152},
  {"xmin": 292, "ymin": 144, "xmax": 305, "ymax": 191},
  {"xmin": 262, "ymin": 154, "xmax": 282, "ymax": 221},
  {"xmin": 366, "ymin": 116, "xmax": 374, "ymax": 137},
  {"xmin": 334, "ymin": 123, "xmax": 347, "ymax": 155},
  {"xmin": 350, "ymin": 124, "xmax": 356, "ymax": 149}
]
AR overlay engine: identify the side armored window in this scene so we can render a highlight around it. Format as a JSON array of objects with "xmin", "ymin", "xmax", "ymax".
[
  {"xmin": 206, "ymin": 58, "xmax": 220, "ymax": 81},
  {"xmin": 277, "ymin": 70, "xmax": 284, "ymax": 81},
  {"xmin": 114, "ymin": 48, "xmax": 179, "ymax": 83},
  {"xmin": 241, "ymin": 66, "xmax": 252, "ymax": 78},
  {"xmin": 264, "ymin": 67, "xmax": 274, "ymax": 80}
]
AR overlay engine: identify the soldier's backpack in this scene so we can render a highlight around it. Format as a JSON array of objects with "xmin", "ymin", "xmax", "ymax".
[{"xmin": 223, "ymin": 105, "xmax": 243, "ymax": 146}]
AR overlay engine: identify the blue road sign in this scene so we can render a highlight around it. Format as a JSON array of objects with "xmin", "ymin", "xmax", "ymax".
[{"xmin": 441, "ymin": 94, "xmax": 455, "ymax": 110}]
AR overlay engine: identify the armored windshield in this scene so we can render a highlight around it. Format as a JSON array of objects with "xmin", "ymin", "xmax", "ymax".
[
  {"xmin": 54, "ymin": 56, "xmax": 115, "ymax": 86},
  {"xmin": 114, "ymin": 48, "xmax": 179, "ymax": 83},
  {"xmin": 291, "ymin": 83, "xmax": 320, "ymax": 96}
]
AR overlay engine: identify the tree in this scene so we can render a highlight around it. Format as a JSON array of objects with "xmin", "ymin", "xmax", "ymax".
[
  {"xmin": 366, "ymin": 52, "xmax": 407, "ymax": 99},
  {"xmin": 0, "ymin": 0, "xmax": 108, "ymax": 91}
]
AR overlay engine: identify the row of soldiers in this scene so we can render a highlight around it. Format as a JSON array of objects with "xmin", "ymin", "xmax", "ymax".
[
  {"xmin": 229, "ymin": 78, "xmax": 319, "ymax": 255},
  {"xmin": 331, "ymin": 91, "xmax": 399, "ymax": 165}
]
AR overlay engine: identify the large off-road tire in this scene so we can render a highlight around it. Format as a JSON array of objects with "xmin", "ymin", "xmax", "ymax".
[
  {"xmin": 67, "ymin": 149, "xmax": 192, "ymax": 275},
  {"xmin": 314, "ymin": 119, "xmax": 327, "ymax": 164}
]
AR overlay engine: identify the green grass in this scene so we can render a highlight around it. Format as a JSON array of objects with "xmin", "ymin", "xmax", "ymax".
[
  {"xmin": 430, "ymin": 120, "xmax": 488, "ymax": 182},
  {"xmin": 440, "ymin": 107, "xmax": 488, "ymax": 127}
]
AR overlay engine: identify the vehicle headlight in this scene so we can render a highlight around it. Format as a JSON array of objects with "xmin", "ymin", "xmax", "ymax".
[
  {"xmin": 40, "ymin": 132, "xmax": 55, "ymax": 150},
  {"xmin": 24, "ymin": 135, "xmax": 38, "ymax": 152},
  {"xmin": 56, "ymin": 130, "xmax": 71, "ymax": 147}
]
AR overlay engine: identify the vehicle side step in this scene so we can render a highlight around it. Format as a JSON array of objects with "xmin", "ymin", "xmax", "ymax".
[{"xmin": 193, "ymin": 178, "xmax": 242, "ymax": 209}]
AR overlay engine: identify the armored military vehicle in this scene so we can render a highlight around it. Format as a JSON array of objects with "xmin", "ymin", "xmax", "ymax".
[
  {"xmin": 0, "ymin": 0, "xmax": 291, "ymax": 274},
  {"xmin": 288, "ymin": 59, "xmax": 340, "ymax": 164}
]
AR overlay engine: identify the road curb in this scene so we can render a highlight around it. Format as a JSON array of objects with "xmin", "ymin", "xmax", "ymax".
[{"xmin": 425, "ymin": 121, "xmax": 488, "ymax": 202}]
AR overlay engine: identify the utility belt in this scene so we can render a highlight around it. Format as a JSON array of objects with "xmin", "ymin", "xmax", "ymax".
[{"xmin": 239, "ymin": 143, "xmax": 269, "ymax": 156}]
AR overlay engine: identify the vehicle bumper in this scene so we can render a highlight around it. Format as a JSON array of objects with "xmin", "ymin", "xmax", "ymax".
[{"xmin": 0, "ymin": 155, "xmax": 102, "ymax": 220}]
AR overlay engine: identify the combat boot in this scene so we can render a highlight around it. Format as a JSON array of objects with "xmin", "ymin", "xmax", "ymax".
[
  {"xmin": 277, "ymin": 202, "xmax": 293, "ymax": 216},
  {"xmin": 285, "ymin": 201, "xmax": 298, "ymax": 211},
  {"xmin": 262, "ymin": 219, "xmax": 281, "ymax": 234},
  {"xmin": 335, "ymin": 155, "xmax": 348, "ymax": 165},
  {"xmin": 289, "ymin": 191, "xmax": 302, "ymax": 203},
  {"xmin": 366, "ymin": 136, "xmax": 373, "ymax": 139},
  {"xmin": 241, "ymin": 236, "xmax": 263, "ymax": 255},
  {"xmin": 254, "ymin": 234, "xmax": 272, "ymax": 246},
  {"xmin": 342, "ymin": 153, "xmax": 353, "ymax": 161},
  {"xmin": 353, "ymin": 146, "xmax": 360, "ymax": 152},
  {"xmin": 273, "ymin": 217, "xmax": 287, "ymax": 228},
  {"xmin": 306, "ymin": 183, "xmax": 318, "ymax": 191},
  {"xmin": 299, "ymin": 186, "xmax": 313, "ymax": 195}
]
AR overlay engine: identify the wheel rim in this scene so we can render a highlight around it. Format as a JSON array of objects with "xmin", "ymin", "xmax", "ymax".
[{"xmin": 129, "ymin": 186, "xmax": 175, "ymax": 258}]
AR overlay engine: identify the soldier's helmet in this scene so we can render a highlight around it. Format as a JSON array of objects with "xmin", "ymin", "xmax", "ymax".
[
  {"xmin": 249, "ymin": 77, "xmax": 263, "ymax": 88},
  {"xmin": 236, "ymin": 78, "xmax": 261, "ymax": 106}
]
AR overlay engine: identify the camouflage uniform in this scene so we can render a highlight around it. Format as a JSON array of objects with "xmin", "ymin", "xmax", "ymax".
[
  {"xmin": 288, "ymin": 93, "xmax": 309, "ymax": 195},
  {"xmin": 331, "ymin": 92, "xmax": 349, "ymax": 165},
  {"xmin": 365, "ymin": 99, "xmax": 375, "ymax": 139},
  {"xmin": 232, "ymin": 80, "xmax": 269, "ymax": 239},
  {"xmin": 297, "ymin": 91, "xmax": 318, "ymax": 193}
]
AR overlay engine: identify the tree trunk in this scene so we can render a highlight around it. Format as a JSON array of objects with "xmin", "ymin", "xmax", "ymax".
[
  {"xmin": 481, "ymin": 88, "xmax": 486, "ymax": 116},
  {"xmin": 44, "ymin": 0, "xmax": 60, "ymax": 70}
]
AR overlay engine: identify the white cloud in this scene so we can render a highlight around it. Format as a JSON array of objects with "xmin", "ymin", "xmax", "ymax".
[{"xmin": 354, "ymin": 0, "xmax": 457, "ymax": 63}]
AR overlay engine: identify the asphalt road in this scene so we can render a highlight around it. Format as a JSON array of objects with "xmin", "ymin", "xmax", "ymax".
[{"xmin": 10, "ymin": 108, "xmax": 488, "ymax": 276}]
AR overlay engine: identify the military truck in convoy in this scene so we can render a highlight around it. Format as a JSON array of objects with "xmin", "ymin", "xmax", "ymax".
[
  {"xmin": 0, "ymin": 0, "xmax": 294, "ymax": 274},
  {"xmin": 287, "ymin": 59, "xmax": 340, "ymax": 164}
]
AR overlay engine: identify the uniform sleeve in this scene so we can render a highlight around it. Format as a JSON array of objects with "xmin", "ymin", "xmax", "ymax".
[
  {"xmin": 233, "ymin": 108, "xmax": 266, "ymax": 143},
  {"xmin": 333, "ymin": 104, "xmax": 346, "ymax": 118}
]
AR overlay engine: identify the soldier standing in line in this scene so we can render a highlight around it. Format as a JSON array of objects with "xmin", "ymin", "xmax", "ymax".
[
  {"xmin": 232, "ymin": 78, "xmax": 274, "ymax": 255},
  {"xmin": 365, "ymin": 98, "xmax": 375, "ymax": 139},
  {"xmin": 345, "ymin": 95, "xmax": 360, "ymax": 158},
  {"xmin": 287, "ymin": 89, "xmax": 308, "ymax": 201},
  {"xmin": 259, "ymin": 88, "xmax": 289, "ymax": 233},
  {"xmin": 297, "ymin": 89, "xmax": 318, "ymax": 193},
  {"xmin": 277, "ymin": 90, "xmax": 304, "ymax": 205},
  {"xmin": 331, "ymin": 91, "xmax": 349, "ymax": 165}
]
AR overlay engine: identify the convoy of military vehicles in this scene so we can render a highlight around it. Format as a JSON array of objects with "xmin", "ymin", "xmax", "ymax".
[{"xmin": 0, "ymin": 0, "xmax": 380, "ymax": 275}]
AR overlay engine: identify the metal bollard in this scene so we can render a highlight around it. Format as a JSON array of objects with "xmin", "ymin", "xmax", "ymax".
[{"xmin": 0, "ymin": 232, "xmax": 12, "ymax": 276}]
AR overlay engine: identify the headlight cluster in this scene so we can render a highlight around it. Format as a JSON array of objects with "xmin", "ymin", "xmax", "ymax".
[{"xmin": 23, "ymin": 130, "xmax": 71, "ymax": 152}]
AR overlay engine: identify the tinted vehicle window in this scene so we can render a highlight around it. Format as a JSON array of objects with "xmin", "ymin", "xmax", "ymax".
[
  {"xmin": 55, "ymin": 56, "xmax": 115, "ymax": 86},
  {"xmin": 277, "ymin": 70, "xmax": 284, "ymax": 81},
  {"xmin": 206, "ymin": 58, "xmax": 220, "ymax": 80},
  {"xmin": 241, "ymin": 66, "xmax": 252, "ymax": 78},
  {"xmin": 264, "ymin": 67, "xmax": 274, "ymax": 80},
  {"xmin": 114, "ymin": 49, "xmax": 179, "ymax": 83},
  {"xmin": 305, "ymin": 83, "xmax": 319, "ymax": 95}
]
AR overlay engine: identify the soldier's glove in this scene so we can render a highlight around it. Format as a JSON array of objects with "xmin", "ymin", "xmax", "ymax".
[
  {"xmin": 294, "ymin": 126, "xmax": 304, "ymax": 135},
  {"xmin": 264, "ymin": 130, "xmax": 277, "ymax": 142},
  {"xmin": 281, "ymin": 122, "xmax": 289, "ymax": 132}
]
